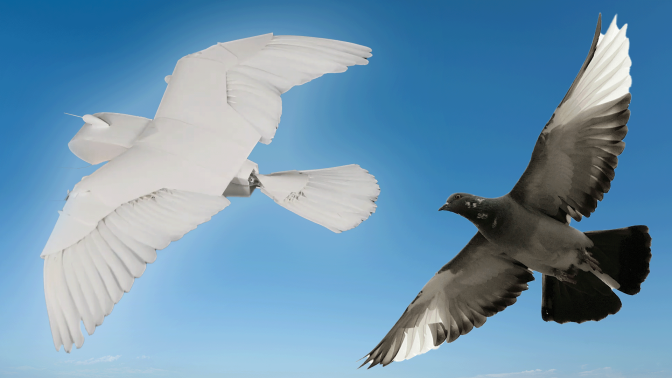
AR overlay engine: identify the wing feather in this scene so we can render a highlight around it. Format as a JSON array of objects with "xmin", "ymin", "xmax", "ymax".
[
  {"xmin": 61, "ymin": 248, "xmax": 96, "ymax": 334},
  {"xmin": 90, "ymin": 229, "xmax": 134, "ymax": 293},
  {"xmin": 98, "ymin": 220, "xmax": 146, "ymax": 278},
  {"xmin": 362, "ymin": 233, "xmax": 534, "ymax": 367},
  {"xmin": 224, "ymin": 35, "xmax": 371, "ymax": 144},
  {"xmin": 510, "ymin": 15, "xmax": 631, "ymax": 222},
  {"xmin": 43, "ymin": 189, "xmax": 229, "ymax": 352},
  {"xmin": 83, "ymin": 235, "xmax": 124, "ymax": 303},
  {"xmin": 74, "ymin": 242, "xmax": 114, "ymax": 317}
]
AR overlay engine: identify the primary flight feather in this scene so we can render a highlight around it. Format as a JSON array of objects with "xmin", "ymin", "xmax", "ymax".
[
  {"xmin": 42, "ymin": 33, "xmax": 379, "ymax": 352},
  {"xmin": 362, "ymin": 14, "xmax": 651, "ymax": 368}
]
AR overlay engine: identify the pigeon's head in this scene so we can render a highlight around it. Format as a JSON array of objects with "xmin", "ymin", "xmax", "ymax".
[{"xmin": 439, "ymin": 193, "xmax": 486, "ymax": 216}]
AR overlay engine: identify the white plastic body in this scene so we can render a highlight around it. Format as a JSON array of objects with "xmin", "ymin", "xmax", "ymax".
[
  {"xmin": 43, "ymin": 31, "xmax": 372, "ymax": 256},
  {"xmin": 68, "ymin": 113, "xmax": 150, "ymax": 165},
  {"xmin": 42, "ymin": 42, "xmax": 268, "ymax": 257}
]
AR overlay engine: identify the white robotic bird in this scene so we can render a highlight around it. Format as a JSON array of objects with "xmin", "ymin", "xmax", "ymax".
[{"xmin": 42, "ymin": 34, "xmax": 379, "ymax": 352}]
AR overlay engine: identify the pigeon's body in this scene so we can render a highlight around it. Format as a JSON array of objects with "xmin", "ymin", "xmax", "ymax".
[
  {"xmin": 446, "ymin": 194, "xmax": 604, "ymax": 284},
  {"xmin": 363, "ymin": 14, "xmax": 651, "ymax": 368},
  {"xmin": 460, "ymin": 196, "xmax": 589, "ymax": 274}
]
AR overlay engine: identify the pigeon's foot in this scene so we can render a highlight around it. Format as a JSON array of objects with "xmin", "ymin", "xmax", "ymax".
[
  {"xmin": 551, "ymin": 268, "xmax": 577, "ymax": 285},
  {"xmin": 579, "ymin": 249, "xmax": 602, "ymax": 274}
]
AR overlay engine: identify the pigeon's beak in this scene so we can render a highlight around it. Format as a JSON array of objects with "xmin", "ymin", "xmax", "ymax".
[{"xmin": 438, "ymin": 202, "xmax": 451, "ymax": 212}]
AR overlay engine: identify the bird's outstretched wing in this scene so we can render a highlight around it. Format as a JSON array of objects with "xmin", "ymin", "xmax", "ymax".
[
  {"xmin": 44, "ymin": 189, "xmax": 229, "ymax": 352},
  {"xmin": 179, "ymin": 34, "xmax": 371, "ymax": 144},
  {"xmin": 509, "ymin": 15, "xmax": 631, "ymax": 222},
  {"xmin": 362, "ymin": 233, "xmax": 534, "ymax": 368}
]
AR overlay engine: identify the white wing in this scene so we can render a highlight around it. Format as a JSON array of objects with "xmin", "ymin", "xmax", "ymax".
[
  {"xmin": 43, "ymin": 33, "xmax": 372, "ymax": 352},
  {"xmin": 44, "ymin": 190, "xmax": 229, "ymax": 352},
  {"xmin": 224, "ymin": 34, "xmax": 371, "ymax": 143}
]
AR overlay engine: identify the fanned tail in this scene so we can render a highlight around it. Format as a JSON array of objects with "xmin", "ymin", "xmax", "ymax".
[
  {"xmin": 542, "ymin": 225, "xmax": 651, "ymax": 324},
  {"xmin": 584, "ymin": 225, "xmax": 651, "ymax": 295},
  {"xmin": 541, "ymin": 271, "xmax": 621, "ymax": 324},
  {"xmin": 256, "ymin": 164, "xmax": 379, "ymax": 233}
]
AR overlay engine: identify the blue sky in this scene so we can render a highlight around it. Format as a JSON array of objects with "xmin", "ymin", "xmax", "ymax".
[{"xmin": 0, "ymin": 0, "xmax": 670, "ymax": 377}]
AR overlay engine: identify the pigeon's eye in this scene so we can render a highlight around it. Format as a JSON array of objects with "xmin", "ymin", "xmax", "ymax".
[{"xmin": 454, "ymin": 194, "xmax": 461, "ymax": 200}]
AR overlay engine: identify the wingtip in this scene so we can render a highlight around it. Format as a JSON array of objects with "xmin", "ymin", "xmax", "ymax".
[
  {"xmin": 604, "ymin": 14, "xmax": 621, "ymax": 34},
  {"xmin": 357, "ymin": 354, "xmax": 375, "ymax": 369}
]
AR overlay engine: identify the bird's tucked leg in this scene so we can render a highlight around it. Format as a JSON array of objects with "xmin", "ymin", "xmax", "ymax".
[
  {"xmin": 551, "ymin": 267, "xmax": 577, "ymax": 285},
  {"xmin": 579, "ymin": 249, "xmax": 602, "ymax": 274}
]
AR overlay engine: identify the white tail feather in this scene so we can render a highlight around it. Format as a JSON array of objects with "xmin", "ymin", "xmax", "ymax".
[{"xmin": 257, "ymin": 164, "xmax": 379, "ymax": 233}]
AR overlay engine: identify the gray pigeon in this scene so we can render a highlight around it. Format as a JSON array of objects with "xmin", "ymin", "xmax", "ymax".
[{"xmin": 362, "ymin": 14, "xmax": 651, "ymax": 368}]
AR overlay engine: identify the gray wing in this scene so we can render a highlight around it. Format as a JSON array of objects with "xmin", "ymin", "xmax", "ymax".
[
  {"xmin": 361, "ymin": 233, "xmax": 534, "ymax": 368},
  {"xmin": 509, "ymin": 15, "xmax": 632, "ymax": 222}
]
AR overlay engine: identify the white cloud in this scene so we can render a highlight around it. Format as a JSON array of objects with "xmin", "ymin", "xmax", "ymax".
[
  {"xmin": 137, "ymin": 355, "xmax": 150, "ymax": 359},
  {"xmin": 579, "ymin": 367, "xmax": 624, "ymax": 377},
  {"xmin": 124, "ymin": 368, "xmax": 167, "ymax": 374},
  {"xmin": 462, "ymin": 369, "xmax": 557, "ymax": 378},
  {"xmin": 63, "ymin": 355, "xmax": 122, "ymax": 365}
]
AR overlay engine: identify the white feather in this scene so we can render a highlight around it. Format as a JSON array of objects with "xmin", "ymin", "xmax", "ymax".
[
  {"xmin": 43, "ymin": 189, "xmax": 229, "ymax": 352},
  {"xmin": 61, "ymin": 249, "xmax": 95, "ymax": 334},
  {"xmin": 74, "ymin": 242, "xmax": 114, "ymax": 317},
  {"xmin": 84, "ymin": 235, "xmax": 124, "ymax": 304},
  {"xmin": 226, "ymin": 35, "xmax": 370, "ymax": 143},
  {"xmin": 98, "ymin": 220, "xmax": 146, "ymax": 278},
  {"xmin": 90, "ymin": 228, "xmax": 135, "ymax": 293},
  {"xmin": 553, "ymin": 15, "xmax": 631, "ymax": 129},
  {"xmin": 258, "ymin": 164, "xmax": 379, "ymax": 233},
  {"xmin": 43, "ymin": 259, "xmax": 62, "ymax": 350},
  {"xmin": 52, "ymin": 252, "xmax": 85, "ymax": 350}
]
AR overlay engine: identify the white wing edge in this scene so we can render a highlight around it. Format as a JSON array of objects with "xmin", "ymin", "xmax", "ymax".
[{"xmin": 553, "ymin": 15, "xmax": 631, "ymax": 128}]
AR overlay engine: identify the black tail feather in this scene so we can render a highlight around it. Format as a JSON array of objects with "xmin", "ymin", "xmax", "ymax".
[
  {"xmin": 585, "ymin": 225, "xmax": 652, "ymax": 295},
  {"xmin": 541, "ymin": 271, "xmax": 621, "ymax": 324},
  {"xmin": 541, "ymin": 225, "xmax": 651, "ymax": 324}
]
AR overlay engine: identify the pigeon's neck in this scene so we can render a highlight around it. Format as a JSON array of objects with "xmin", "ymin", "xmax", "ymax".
[{"xmin": 460, "ymin": 196, "xmax": 507, "ymax": 234}]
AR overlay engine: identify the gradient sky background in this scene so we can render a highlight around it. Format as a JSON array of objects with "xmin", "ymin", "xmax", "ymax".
[{"xmin": 1, "ymin": 1, "xmax": 670, "ymax": 377}]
